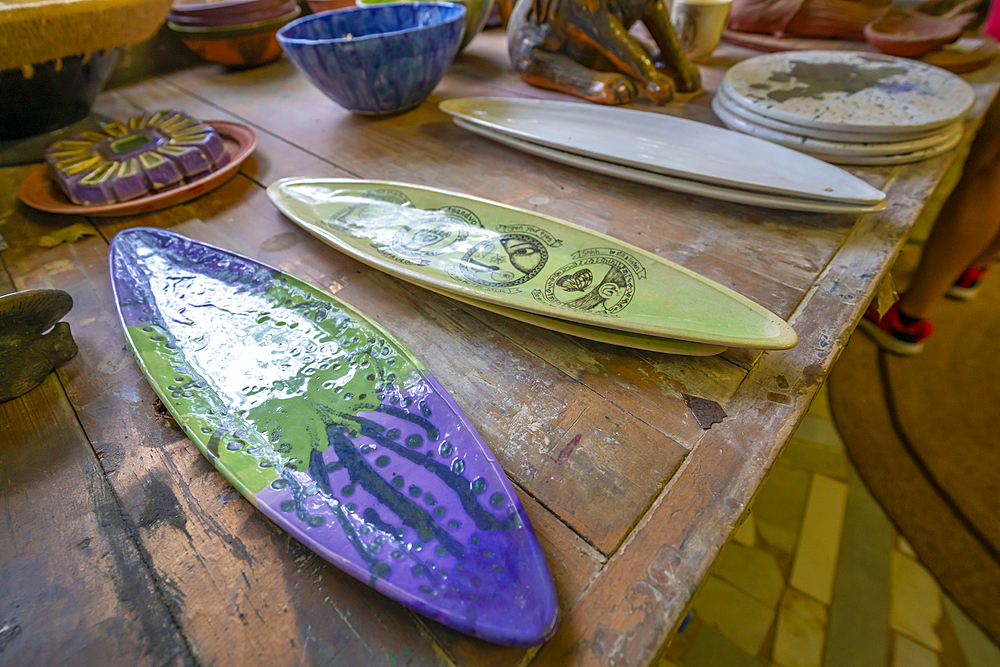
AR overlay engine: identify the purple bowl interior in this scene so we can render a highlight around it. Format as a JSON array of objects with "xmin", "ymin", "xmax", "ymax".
[
  {"xmin": 170, "ymin": 0, "xmax": 286, "ymax": 17},
  {"xmin": 278, "ymin": 2, "xmax": 466, "ymax": 42},
  {"xmin": 169, "ymin": 2, "xmax": 296, "ymax": 26}
]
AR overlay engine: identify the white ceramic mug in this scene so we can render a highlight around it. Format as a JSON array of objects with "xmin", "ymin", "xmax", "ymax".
[{"xmin": 670, "ymin": 0, "xmax": 732, "ymax": 61}]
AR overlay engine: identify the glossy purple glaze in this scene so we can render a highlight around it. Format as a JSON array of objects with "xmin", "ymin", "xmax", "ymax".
[{"xmin": 110, "ymin": 227, "xmax": 559, "ymax": 645}]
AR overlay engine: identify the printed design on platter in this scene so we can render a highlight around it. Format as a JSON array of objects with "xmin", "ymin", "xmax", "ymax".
[
  {"xmin": 533, "ymin": 247, "xmax": 646, "ymax": 315},
  {"xmin": 456, "ymin": 223, "xmax": 561, "ymax": 288},
  {"xmin": 387, "ymin": 206, "xmax": 481, "ymax": 260}
]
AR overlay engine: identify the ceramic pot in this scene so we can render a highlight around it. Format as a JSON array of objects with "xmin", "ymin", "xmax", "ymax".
[
  {"xmin": 169, "ymin": 6, "xmax": 301, "ymax": 67},
  {"xmin": 0, "ymin": 51, "xmax": 119, "ymax": 141},
  {"xmin": 354, "ymin": 0, "xmax": 491, "ymax": 51},
  {"xmin": 277, "ymin": 3, "xmax": 466, "ymax": 114}
]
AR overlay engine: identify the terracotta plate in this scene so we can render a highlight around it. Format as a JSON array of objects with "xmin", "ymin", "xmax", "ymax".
[
  {"xmin": 722, "ymin": 29, "xmax": 998, "ymax": 75},
  {"xmin": 18, "ymin": 120, "xmax": 257, "ymax": 217}
]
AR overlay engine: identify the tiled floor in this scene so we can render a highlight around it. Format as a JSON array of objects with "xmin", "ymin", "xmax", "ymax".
[{"xmin": 660, "ymin": 382, "xmax": 1000, "ymax": 667}]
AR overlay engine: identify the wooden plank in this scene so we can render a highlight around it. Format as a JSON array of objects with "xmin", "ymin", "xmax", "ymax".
[
  {"xmin": 0, "ymin": 376, "xmax": 192, "ymax": 666},
  {"xmin": 332, "ymin": 269, "xmax": 690, "ymax": 553},
  {"xmin": 0, "ymin": 177, "xmax": 455, "ymax": 667},
  {"xmin": 417, "ymin": 498, "xmax": 607, "ymax": 667},
  {"xmin": 1, "ymin": 173, "xmax": 607, "ymax": 666},
  {"xmin": 0, "ymin": 205, "xmax": 190, "ymax": 664},
  {"xmin": 4, "ymin": 33, "xmax": 997, "ymax": 665}
]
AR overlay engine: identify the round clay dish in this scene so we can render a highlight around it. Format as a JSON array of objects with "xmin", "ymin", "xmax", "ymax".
[{"xmin": 19, "ymin": 121, "xmax": 258, "ymax": 216}]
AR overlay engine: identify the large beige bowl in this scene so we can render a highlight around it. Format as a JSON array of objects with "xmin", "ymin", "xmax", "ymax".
[{"xmin": 0, "ymin": 0, "xmax": 173, "ymax": 70}]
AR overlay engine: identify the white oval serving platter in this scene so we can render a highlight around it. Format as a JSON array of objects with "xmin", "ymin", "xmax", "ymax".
[
  {"xmin": 451, "ymin": 117, "xmax": 886, "ymax": 214},
  {"xmin": 439, "ymin": 97, "xmax": 886, "ymax": 206}
]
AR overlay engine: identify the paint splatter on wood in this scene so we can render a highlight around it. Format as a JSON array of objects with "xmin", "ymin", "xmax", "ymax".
[{"xmin": 682, "ymin": 394, "xmax": 727, "ymax": 429}]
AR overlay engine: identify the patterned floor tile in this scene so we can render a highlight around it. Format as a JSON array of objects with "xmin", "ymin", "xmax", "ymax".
[
  {"xmin": 773, "ymin": 588, "xmax": 827, "ymax": 667},
  {"xmin": 676, "ymin": 380, "xmax": 1000, "ymax": 667},
  {"xmin": 778, "ymin": 438, "xmax": 849, "ymax": 481},
  {"xmin": 733, "ymin": 511, "xmax": 757, "ymax": 548},
  {"xmin": 890, "ymin": 550, "xmax": 943, "ymax": 651},
  {"xmin": 790, "ymin": 474, "xmax": 849, "ymax": 605},
  {"xmin": 789, "ymin": 416, "xmax": 844, "ymax": 450},
  {"xmin": 753, "ymin": 466, "xmax": 812, "ymax": 554},
  {"xmin": 943, "ymin": 597, "xmax": 1000, "ymax": 667},
  {"xmin": 692, "ymin": 575, "xmax": 776, "ymax": 656},
  {"xmin": 823, "ymin": 468, "xmax": 894, "ymax": 667},
  {"xmin": 894, "ymin": 634, "xmax": 941, "ymax": 667},
  {"xmin": 681, "ymin": 624, "xmax": 766, "ymax": 667},
  {"xmin": 713, "ymin": 543, "xmax": 785, "ymax": 609}
]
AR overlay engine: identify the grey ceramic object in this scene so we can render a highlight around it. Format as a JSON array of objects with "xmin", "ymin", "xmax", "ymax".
[{"xmin": 0, "ymin": 290, "xmax": 78, "ymax": 403}]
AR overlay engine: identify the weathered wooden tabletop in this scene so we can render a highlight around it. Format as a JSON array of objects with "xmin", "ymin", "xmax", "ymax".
[{"xmin": 2, "ymin": 28, "xmax": 998, "ymax": 667}]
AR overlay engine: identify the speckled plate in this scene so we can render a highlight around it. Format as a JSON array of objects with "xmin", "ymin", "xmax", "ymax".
[
  {"xmin": 110, "ymin": 227, "xmax": 559, "ymax": 646},
  {"xmin": 714, "ymin": 86, "xmax": 965, "ymax": 145},
  {"xmin": 721, "ymin": 51, "xmax": 975, "ymax": 135},
  {"xmin": 712, "ymin": 95, "xmax": 964, "ymax": 163},
  {"xmin": 268, "ymin": 178, "xmax": 799, "ymax": 349}
]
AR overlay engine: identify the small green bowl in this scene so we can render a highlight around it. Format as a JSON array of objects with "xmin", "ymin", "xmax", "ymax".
[{"xmin": 353, "ymin": 0, "xmax": 492, "ymax": 51}]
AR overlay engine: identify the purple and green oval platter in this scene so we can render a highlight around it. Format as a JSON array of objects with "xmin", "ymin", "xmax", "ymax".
[{"xmin": 110, "ymin": 227, "xmax": 559, "ymax": 646}]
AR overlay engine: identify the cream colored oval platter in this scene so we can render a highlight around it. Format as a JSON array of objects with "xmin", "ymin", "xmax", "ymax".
[
  {"xmin": 422, "ymin": 284, "xmax": 728, "ymax": 356},
  {"xmin": 451, "ymin": 117, "xmax": 886, "ymax": 215},
  {"xmin": 267, "ymin": 178, "xmax": 798, "ymax": 350},
  {"xmin": 438, "ymin": 97, "xmax": 886, "ymax": 206}
]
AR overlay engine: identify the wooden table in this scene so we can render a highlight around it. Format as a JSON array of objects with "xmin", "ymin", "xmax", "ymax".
[{"xmin": 2, "ymin": 29, "xmax": 998, "ymax": 667}]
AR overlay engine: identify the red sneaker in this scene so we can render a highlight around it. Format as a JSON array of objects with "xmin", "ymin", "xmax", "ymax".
[
  {"xmin": 858, "ymin": 301, "xmax": 933, "ymax": 356},
  {"xmin": 947, "ymin": 266, "xmax": 988, "ymax": 301}
]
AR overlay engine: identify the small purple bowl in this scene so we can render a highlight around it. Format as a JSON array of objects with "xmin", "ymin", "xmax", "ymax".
[{"xmin": 277, "ymin": 2, "xmax": 466, "ymax": 115}]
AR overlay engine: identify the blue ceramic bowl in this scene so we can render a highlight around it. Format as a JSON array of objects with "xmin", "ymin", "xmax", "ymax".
[{"xmin": 277, "ymin": 3, "xmax": 466, "ymax": 115}]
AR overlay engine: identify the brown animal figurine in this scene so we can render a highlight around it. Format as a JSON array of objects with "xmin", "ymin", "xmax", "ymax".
[
  {"xmin": 502, "ymin": 0, "xmax": 702, "ymax": 105},
  {"xmin": 0, "ymin": 289, "xmax": 78, "ymax": 403}
]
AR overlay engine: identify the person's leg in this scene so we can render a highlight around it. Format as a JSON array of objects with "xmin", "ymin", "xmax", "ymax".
[
  {"xmin": 968, "ymin": 221, "xmax": 1000, "ymax": 271},
  {"xmin": 897, "ymin": 102, "xmax": 1000, "ymax": 320},
  {"xmin": 899, "ymin": 162, "xmax": 1000, "ymax": 318}
]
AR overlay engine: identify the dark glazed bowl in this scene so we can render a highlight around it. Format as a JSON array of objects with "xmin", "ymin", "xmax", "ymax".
[
  {"xmin": 167, "ymin": 0, "xmax": 297, "ymax": 27},
  {"xmin": 277, "ymin": 2, "xmax": 466, "ymax": 115},
  {"xmin": 169, "ymin": 6, "xmax": 301, "ymax": 68},
  {"xmin": 0, "ymin": 50, "xmax": 119, "ymax": 141}
]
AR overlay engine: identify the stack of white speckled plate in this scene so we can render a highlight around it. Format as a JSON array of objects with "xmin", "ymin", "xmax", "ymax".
[{"xmin": 713, "ymin": 51, "xmax": 975, "ymax": 166}]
